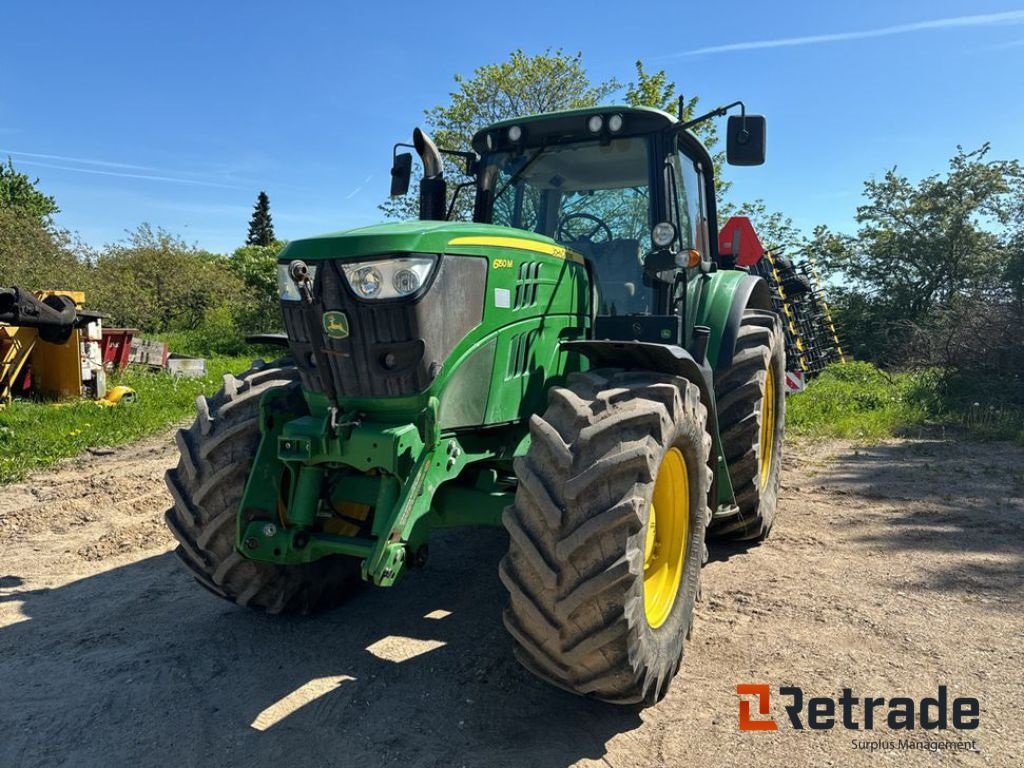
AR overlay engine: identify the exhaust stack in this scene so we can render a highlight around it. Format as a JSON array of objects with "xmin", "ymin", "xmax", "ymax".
[{"xmin": 413, "ymin": 127, "xmax": 447, "ymax": 220}]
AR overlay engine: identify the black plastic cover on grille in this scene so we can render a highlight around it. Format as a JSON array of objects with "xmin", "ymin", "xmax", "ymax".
[{"xmin": 282, "ymin": 255, "xmax": 487, "ymax": 399}]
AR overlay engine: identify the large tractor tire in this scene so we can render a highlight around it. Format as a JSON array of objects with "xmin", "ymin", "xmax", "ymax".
[
  {"xmin": 710, "ymin": 309, "xmax": 786, "ymax": 540},
  {"xmin": 501, "ymin": 369, "xmax": 711, "ymax": 705},
  {"xmin": 164, "ymin": 359, "xmax": 361, "ymax": 614}
]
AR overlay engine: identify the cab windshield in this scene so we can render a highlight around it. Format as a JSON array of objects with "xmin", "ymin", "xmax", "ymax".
[{"xmin": 477, "ymin": 137, "xmax": 653, "ymax": 314}]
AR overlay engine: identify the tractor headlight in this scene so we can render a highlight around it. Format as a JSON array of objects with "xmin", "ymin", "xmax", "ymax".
[
  {"xmin": 341, "ymin": 256, "xmax": 437, "ymax": 300},
  {"xmin": 392, "ymin": 268, "xmax": 421, "ymax": 295},
  {"xmin": 351, "ymin": 266, "xmax": 383, "ymax": 298},
  {"xmin": 652, "ymin": 221, "xmax": 677, "ymax": 249},
  {"xmin": 277, "ymin": 263, "xmax": 317, "ymax": 301}
]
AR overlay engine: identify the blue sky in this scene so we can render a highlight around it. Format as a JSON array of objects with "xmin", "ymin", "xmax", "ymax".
[{"xmin": 4, "ymin": 1, "xmax": 1024, "ymax": 253}]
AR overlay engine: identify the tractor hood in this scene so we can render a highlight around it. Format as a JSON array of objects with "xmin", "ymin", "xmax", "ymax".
[
  {"xmin": 277, "ymin": 220, "xmax": 585, "ymax": 407},
  {"xmin": 279, "ymin": 221, "xmax": 568, "ymax": 262}
]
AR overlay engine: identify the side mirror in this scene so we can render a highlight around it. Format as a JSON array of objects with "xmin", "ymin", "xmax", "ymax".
[
  {"xmin": 390, "ymin": 152, "xmax": 412, "ymax": 196},
  {"xmin": 726, "ymin": 115, "xmax": 766, "ymax": 166}
]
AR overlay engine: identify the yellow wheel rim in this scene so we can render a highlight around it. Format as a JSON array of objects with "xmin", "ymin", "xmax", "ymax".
[
  {"xmin": 759, "ymin": 364, "xmax": 777, "ymax": 489},
  {"xmin": 643, "ymin": 447, "xmax": 689, "ymax": 629}
]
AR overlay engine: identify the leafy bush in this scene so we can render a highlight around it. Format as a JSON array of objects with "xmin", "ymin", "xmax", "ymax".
[
  {"xmin": 84, "ymin": 224, "xmax": 248, "ymax": 333},
  {"xmin": 228, "ymin": 241, "xmax": 286, "ymax": 333},
  {"xmin": 789, "ymin": 361, "xmax": 1024, "ymax": 441},
  {"xmin": 157, "ymin": 326, "xmax": 280, "ymax": 360},
  {"xmin": 788, "ymin": 361, "xmax": 939, "ymax": 439}
]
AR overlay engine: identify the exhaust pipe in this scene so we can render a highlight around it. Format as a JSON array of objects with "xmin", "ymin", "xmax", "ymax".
[{"xmin": 413, "ymin": 128, "xmax": 447, "ymax": 220}]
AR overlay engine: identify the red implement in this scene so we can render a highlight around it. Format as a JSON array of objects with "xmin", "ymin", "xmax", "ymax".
[{"xmin": 718, "ymin": 216, "xmax": 765, "ymax": 267}]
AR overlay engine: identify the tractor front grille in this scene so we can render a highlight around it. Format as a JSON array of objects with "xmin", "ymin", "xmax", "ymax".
[{"xmin": 282, "ymin": 255, "xmax": 487, "ymax": 400}]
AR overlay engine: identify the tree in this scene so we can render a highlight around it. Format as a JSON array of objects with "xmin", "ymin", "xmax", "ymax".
[
  {"xmin": 0, "ymin": 158, "xmax": 59, "ymax": 224},
  {"xmin": 0, "ymin": 208, "xmax": 86, "ymax": 289},
  {"xmin": 246, "ymin": 191, "xmax": 275, "ymax": 246},
  {"xmin": 0, "ymin": 163, "xmax": 84, "ymax": 290},
  {"xmin": 818, "ymin": 144, "xmax": 1024, "ymax": 371},
  {"xmin": 382, "ymin": 49, "xmax": 619, "ymax": 220},
  {"xmin": 624, "ymin": 61, "xmax": 728, "ymax": 198}
]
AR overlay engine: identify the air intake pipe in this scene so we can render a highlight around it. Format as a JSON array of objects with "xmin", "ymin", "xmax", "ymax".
[{"xmin": 413, "ymin": 127, "xmax": 447, "ymax": 221}]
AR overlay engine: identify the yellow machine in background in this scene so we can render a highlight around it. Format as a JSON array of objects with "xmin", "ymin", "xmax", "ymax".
[
  {"xmin": 0, "ymin": 325, "xmax": 37, "ymax": 404},
  {"xmin": 0, "ymin": 288, "xmax": 119, "ymax": 408}
]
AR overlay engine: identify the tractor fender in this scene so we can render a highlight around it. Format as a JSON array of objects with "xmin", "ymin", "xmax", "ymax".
[
  {"xmin": 696, "ymin": 271, "xmax": 772, "ymax": 371},
  {"xmin": 562, "ymin": 341, "xmax": 717, "ymax": 439},
  {"xmin": 562, "ymin": 339, "xmax": 722, "ymax": 505}
]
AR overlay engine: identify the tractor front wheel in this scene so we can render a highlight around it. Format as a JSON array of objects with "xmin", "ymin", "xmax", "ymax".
[
  {"xmin": 164, "ymin": 359, "xmax": 361, "ymax": 614},
  {"xmin": 501, "ymin": 370, "xmax": 711, "ymax": 705}
]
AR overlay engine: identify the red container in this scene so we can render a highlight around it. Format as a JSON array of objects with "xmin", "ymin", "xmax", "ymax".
[{"xmin": 100, "ymin": 328, "xmax": 138, "ymax": 372}]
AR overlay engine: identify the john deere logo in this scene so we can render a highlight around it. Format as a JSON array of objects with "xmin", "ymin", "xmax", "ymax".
[{"xmin": 322, "ymin": 311, "xmax": 350, "ymax": 339}]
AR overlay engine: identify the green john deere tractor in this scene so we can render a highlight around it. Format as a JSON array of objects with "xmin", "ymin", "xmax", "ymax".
[{"xmin": 165, "ymin": 102, "xmax": 784, "ymax": 705}]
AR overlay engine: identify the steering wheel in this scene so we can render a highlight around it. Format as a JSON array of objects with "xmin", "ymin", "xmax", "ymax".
[{"xmin": 557, "ymin": 212, "xmax": 614, "ymax": 243}]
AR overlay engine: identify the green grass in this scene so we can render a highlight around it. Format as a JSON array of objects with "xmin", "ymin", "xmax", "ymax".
[
  {"xmin": 0, "ymin": 356, "xmax": 254, "ymax": 484},
  {"xmin": 787, "ymin": 361, "xmax": 937, "ymax": 440},
  {"xmin": 788, "ymin": 360, "xmax": 1024, "ymax": 442}
]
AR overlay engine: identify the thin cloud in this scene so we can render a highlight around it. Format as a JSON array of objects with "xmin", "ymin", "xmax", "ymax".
[
  {"xmin": 990, "ymin": 37, "xmax": 1024, "ymax": 49},
  {"xmin": 2, "ymin": 148, "xmax": 257, "ymax": 187},
  {"xmin": 345, "ymin": 186, "xmax": 363, "ymax": 200},
  {"xmin": 677, "ymin": 10, "xmax": 1024, "ymax": 56},
  {"xmin": 0, "ymin": 148, "xmax": 164, "ymax": 172},
  {"xmin": 11, "ymin": 159, "xmax": 245, "ymax": 189}
]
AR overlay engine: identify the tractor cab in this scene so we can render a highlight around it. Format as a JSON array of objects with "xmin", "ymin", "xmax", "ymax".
[
  {"xmin": 468, "ymin": 106, "xmax": 764, "ymax": 348},
  {"xmin": 393, "ymin": 105, "xmax": 766, "ymax": 348},
  {"xmin": 471, "ymin": 108, "xmax": 703, "ymax": 320}
]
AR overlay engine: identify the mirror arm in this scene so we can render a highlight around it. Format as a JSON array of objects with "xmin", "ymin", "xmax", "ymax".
[
  {"xmin": 439, "ymin": 148, "xmax": 479, "ymax": 177},
  {"xmin": 677, "ymin": 100, "xmax": 745, "ymax": 133},
  {"xmin": 397, "ymin": 143, "xmax": 478, "ymax": 177}
]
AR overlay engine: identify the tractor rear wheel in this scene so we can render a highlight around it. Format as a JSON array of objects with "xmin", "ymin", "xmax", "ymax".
[
  {"xmin": 164, "ymin": 359, "xmax": 361, "ymax": 614},
  {"xmin": 710, "ymin": 309, "xmax": 786, "ymax": 540},
  {"xmin": 501, "ymin": 369, "xmax": 711, "ymax": 705}
]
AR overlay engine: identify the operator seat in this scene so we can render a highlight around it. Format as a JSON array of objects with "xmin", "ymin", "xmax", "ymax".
[{"xmin": 578, "ymin": 239, "xmax": 647, "ymax": 315}]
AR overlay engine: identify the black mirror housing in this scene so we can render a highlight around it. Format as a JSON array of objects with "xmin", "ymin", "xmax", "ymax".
[
  {"xmin": 726, "ymin": 115, "xmax": 766, "ymax": 166},
  {"xmin": 390, "ymin": 152, "xmax": 413, "ymax": 196}
]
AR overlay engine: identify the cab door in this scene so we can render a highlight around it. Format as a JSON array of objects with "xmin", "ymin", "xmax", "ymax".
[{"xmin": 664, "ymin": 139, "xmax": 712, "ymax": 348}]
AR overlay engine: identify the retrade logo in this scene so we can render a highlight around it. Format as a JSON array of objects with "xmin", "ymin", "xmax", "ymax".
[
  {"xmin": 736, "ymin": 684, "xmax": 980, "ymax": 732},
  {"xmin": 737, "ymin": 684, "xmax": 778, "ymax": 731}
]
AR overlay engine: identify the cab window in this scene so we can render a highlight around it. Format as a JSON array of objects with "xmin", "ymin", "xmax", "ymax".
[
  {"xmin": 479, "ymin": 137, "xmax": 654, "ymax": 315},
  {"xmin": 672, "ymin": 145, "xmax": 704, "ymax": 257}
]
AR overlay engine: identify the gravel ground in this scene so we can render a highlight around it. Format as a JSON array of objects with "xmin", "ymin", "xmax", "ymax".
[{"xmin": 0, "ymin": 432, "xmax": 1021, "ymax": 767}]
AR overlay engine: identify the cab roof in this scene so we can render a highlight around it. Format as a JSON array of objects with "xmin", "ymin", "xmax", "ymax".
[{"xmin": 471, "ymin": 105, "xmax": 679, "ymax": 154}]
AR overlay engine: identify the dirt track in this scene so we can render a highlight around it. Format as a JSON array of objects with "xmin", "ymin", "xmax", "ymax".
[{"xmin": 1, "ymin": 432, "xmax": 1021, "ymax": 767}]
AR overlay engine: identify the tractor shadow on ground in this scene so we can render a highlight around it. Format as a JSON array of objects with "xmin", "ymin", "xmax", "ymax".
[
  {"xmin": 0, "ymin": 528, "xmax": 642, "ymax": 768},
  {"xmin": 705, "ymin": 538, "xmax": 764, "ymax": 564},
  {"xmin": 821, "ymin": 439, "xmax": 1024, "ymax": 597}
]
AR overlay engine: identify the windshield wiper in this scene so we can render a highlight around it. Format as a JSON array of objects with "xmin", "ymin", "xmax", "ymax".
[{"xmin": 493, "ymin": 146, "xmax": 548, "ymax": 204}]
